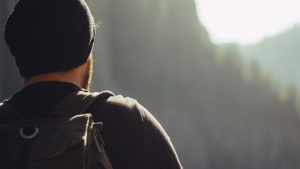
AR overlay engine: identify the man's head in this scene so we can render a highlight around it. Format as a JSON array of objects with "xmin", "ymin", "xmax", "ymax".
[{"xmin": 4, "ymin": 0, "xmax": 95, "ymax": 82}]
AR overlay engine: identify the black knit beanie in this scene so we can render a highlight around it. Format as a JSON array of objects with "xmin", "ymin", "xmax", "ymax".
[{"xmin": 5, "ymin": 0, "xmax": 95, "ymax": 77}]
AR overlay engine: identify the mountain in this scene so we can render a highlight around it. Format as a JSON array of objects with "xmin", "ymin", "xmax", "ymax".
[
  {"xmin": 1, "ymin": 0, "xmax": 300, "ymax": 168},
  {"xmin": 238, "ymin": 25, "xmax": 300, "ymax": 91}
]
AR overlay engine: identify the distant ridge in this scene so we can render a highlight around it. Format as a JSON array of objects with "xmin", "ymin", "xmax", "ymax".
[{"xmin": 238, "ymin": 25, "xmax": 300, "ymax": 92}]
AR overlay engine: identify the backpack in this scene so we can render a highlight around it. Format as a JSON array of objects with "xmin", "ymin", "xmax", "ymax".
[{"xmin": 0, "ymin": 91, "xmax": 114, "ymax": 169}]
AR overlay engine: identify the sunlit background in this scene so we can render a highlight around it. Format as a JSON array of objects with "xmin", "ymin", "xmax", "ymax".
[
  {"xmin": 196, "ymin": 0, "xmax": 300, "ymax": 44},
  {"xmin": 1, "ymin": 0, "xmax": 300, "ymax": 168}
]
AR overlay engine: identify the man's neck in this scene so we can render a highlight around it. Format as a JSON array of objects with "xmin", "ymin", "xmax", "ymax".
[
  {"xmin": 24, "ymin": 59, "xmax": 89, "ymax": 89},
  {"xmin": 24, "ymin": 71, "xmax": 82, "ymax": 88}
]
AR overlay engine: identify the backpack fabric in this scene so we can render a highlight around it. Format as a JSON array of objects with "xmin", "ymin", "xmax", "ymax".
[{"xmin": 0, "ymin": 91, "xmax": 114, "ymax": 169}]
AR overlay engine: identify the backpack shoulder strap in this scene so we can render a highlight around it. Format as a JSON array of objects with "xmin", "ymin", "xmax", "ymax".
[
  {"xmin": 0, "ymin": 101, "xmax": 26, "ymax": 124},
  {"xmin": 56, "ymin": 90, "xmax": 114, "ymax": 169},
  {"xmin": 56, "ymin": 90, "xmax": 114, "ymax": 117}
]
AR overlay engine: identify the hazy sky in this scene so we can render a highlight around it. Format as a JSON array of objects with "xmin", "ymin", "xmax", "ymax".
[{"xmin": 195, "ymin": 0, "xmax": 300, "ymax": 45}]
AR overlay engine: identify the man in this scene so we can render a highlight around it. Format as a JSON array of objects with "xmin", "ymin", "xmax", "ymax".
[{"xmin": 2, "ymin": 0, "xmax": 182, "ymax": 168}]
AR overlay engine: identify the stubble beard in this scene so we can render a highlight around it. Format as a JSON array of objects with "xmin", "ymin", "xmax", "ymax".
[{"xmin": 83, "ymin": 57, "xmax": 93, "ymax": 90}]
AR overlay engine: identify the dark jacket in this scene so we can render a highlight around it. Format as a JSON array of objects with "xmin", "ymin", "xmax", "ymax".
[{"xmin": 4, "ymin": 82, "xmax": 182, "ymax": 169}]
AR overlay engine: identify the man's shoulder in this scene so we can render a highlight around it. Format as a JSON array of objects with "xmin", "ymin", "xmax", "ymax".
[
  {"xmin": 89, "ymin": 92, "xmax": 148, "ymax": 122},
  {"xmin": 103, "ymin": 94, "xmax": 145, "ymax": 118},
  {"xmin": 106, "ymin": 94, "xmax": 140, "ymax": 110}
]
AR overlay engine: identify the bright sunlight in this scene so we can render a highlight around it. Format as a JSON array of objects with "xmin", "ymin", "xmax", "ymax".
[{"xmin": 195, "ymin": 0, "xmax": 300, "ymax": 45}]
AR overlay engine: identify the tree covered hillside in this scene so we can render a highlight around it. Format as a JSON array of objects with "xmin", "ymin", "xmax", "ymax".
[
  {"xmin": 238, "ymin": 25, "xmax": 300, "ymax": 91},
  {"xmin": 89, "ymin": 0, "xmax": 300, "ymax": 168}
]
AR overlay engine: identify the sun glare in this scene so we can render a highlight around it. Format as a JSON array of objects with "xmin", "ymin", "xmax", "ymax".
[{"xmin": 195, "ymin": 0, "xmax": 300, "ymax": 45}]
